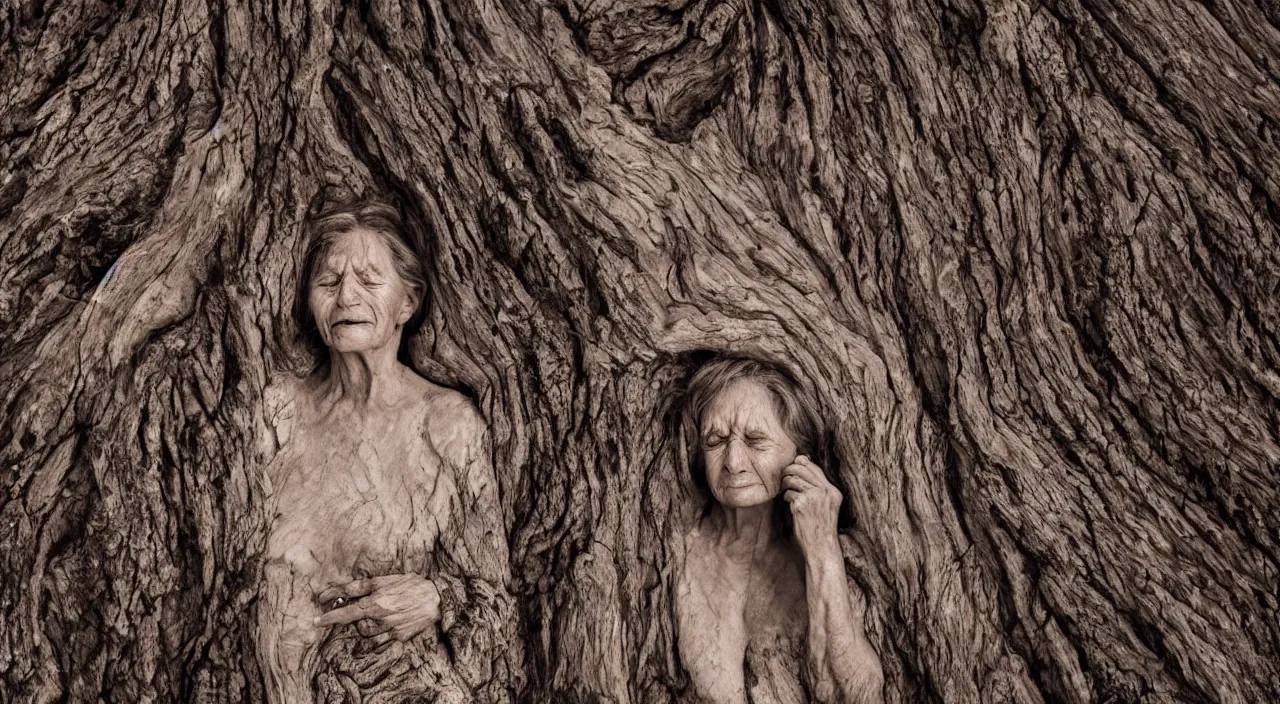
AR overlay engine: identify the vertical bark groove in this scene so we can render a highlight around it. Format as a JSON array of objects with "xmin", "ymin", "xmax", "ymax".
[{"xmin": 2, "ymin": 0, "xmax": 1277, "ymax": 702}]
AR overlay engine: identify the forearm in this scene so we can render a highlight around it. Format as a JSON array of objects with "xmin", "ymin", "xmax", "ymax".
[
  {"xmin": 256, "ymin": 569, "xmax": 322, "ymax": 704},
  {"xmin": 257, "ymin": 628, "xmax": 312, "ymax": 704},
  {"xmin": 431, "ymin": 409, "xmax": 525, "ymax": 702},
  {"xmin": 804, "ymin": 542, "xmax": 884, "ymax": 704},
  {"xmin": 434, "ymin": 572, "xmax": 523, "ymax": 702}
]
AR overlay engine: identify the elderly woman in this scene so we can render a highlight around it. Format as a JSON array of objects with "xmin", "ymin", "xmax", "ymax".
[
  {"xmin": 256, "ymin": 196, "xmax": 521, "ymax": 702},
  {"xmin": 675, "ymin": 357, "xmax": 884, "ymax": 704}
]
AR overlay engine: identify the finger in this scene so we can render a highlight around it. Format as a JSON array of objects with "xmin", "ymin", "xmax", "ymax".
[
  {"xmin": 319, "ymin": 578, "xmax": 377, "ymax": 604},
  {"xmin": 356, "ymin": 618, "xmax": 392, "ymax": 637},
  {"xmin": 788, "ymin": 456, "xmax": 832, "ymax": 486},
  {"xmin": 783, "ymin": 457, "xmax": 818, "ymax": 477},
  {"xmin": 782, "ymin": 473, "xmax": 818, "ymax": 491},
  {"xmin": 783, "ymin": 489, "xmax": 801, "ymax": 503},
  {"xmin": 790, "ymin": 455, "xmax": 824, "ymax": 477},
  {"xmin": 368, "ymin": 632, "xmax": 393, "ymax": 648},
  {"xmin": 783, "ymin": 467, "xmax": 824, "ymax": 494},
  {"xmin": 314, "ymin": 602, "xmax": 368, "ymax": 627}
]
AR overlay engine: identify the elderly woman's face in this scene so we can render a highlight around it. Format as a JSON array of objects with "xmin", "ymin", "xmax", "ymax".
[
  {"xmin": 700, "ymin": 379, "xmax": 798, "ymax": 508},
  {"xmin": 308, "ymin": 226, "xmax": 416, "ymax": 354}
]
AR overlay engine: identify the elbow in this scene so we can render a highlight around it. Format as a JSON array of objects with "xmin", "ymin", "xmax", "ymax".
[
  {"xmin": 854, "ymin": 661, "xmax": 885, "ymax": 704},
  {"xmin": 828, "ymin": 655, "xmax": 883, "ymax": 704},
  {"xmin": 868, "ymin": 672, "xmax": 886, "ymax": 704}
]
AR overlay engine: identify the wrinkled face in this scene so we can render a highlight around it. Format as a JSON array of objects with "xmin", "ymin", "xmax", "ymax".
[
  {"xmin": 700, "ymin": 379, "xmax": 798, "ymax": 508},
  {"xmin": 308, "ymin": 226, "xmax": 416, "ymax": 354}
]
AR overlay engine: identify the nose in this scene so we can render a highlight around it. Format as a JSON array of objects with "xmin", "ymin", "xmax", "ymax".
[
  {"xmin": 335, "ymin": 276, "xmax": 359, "ymax": 307},
  {"xmin": 723, "ymin": 437, "xmax": 748, "ymax": 474}
]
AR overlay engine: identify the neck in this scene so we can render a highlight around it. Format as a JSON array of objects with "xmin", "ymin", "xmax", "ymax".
[
  {"xmin": 710, "ymin": 502, "xmax": 777, "ymax": 559},
  {"xmin": 321, "ymin": 343, "xmax": 402, "ymax": 408}
]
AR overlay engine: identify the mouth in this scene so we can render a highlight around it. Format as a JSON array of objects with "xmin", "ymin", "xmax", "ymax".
[
  {"xmin": 722, "ymin": 478, "xmax": 760, "ymax": 489},
  {"xmin": 332, "ymin": 320, "xmax": 372, "ymax": 328}
]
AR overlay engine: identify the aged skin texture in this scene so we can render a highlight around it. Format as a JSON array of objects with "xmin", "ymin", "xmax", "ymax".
[
  {"xmin": 676, "ymin": 365, "xmax": 884, "ymax": 704},
  {"xmin": 256, "ymin": 217, "xmax": 520, "ymax": 702}
]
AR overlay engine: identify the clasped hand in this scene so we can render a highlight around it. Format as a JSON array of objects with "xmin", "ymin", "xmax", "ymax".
[
  {"xmin": 781, "ymin": 455, "xmax": 844, "ymax": 562},
  {"xmin": 313, "ymin": 574, "xmax": 441, "ymax": 646}
]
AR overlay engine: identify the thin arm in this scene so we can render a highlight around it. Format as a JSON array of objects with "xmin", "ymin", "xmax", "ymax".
[
  {"xmin": 804, "ymin": 536, "xmax": 884, "ymax": 704},
  {"xmin": 430, "ymin": 400, "xmax": 525, "ymax": 702},
  {"xmin": 256, "ymin": 560, "xmax": 324, "ymax": 704}
]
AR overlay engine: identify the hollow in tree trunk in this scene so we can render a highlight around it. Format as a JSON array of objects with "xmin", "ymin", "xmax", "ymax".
[{"xmin": 1, "ymin": 0, "xmax": 1278, "ymax": 702}]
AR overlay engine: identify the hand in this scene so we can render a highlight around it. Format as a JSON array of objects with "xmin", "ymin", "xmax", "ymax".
[
  {"xmin": 313, "ymin": 574, "xmax": 441, "ymax": 646},
  {"xmin": 782, "ymin": 455, "xmax": 843, "ymax": 563}
]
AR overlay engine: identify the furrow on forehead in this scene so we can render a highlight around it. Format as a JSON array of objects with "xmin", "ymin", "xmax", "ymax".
[
  {"xmin": 703, "ymin": 381, "xmax": 785, "ymax": 427},
  {"xmin": 318, "ymin": 229, "xmax": 396, "ymax": 266}
]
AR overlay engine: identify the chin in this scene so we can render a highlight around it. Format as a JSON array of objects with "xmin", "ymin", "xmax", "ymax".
[
  {"xmin": 329, "ymin": 341, "xmax": 375, "ymax": 353},
  {"xmin": 717, "ymin": 485, "xmax": 775, "ymax": 508},
  {"xmin": 326, "ymin": 328, "xmax": 385, "ymax": 353},
  {"xmin": 329, "ymin": 340, "xmax": 390, "ymax": 355}
]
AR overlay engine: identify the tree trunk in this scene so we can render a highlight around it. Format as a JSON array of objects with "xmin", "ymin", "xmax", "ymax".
[{"xmin": 2, "ymin": 0, "xmax": 1278, "ymax": 702}]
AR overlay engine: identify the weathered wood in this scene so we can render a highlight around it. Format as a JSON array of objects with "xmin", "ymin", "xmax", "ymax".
[{"xmin": 2, "ymin": 0, "xmax": 1278, "ymax": 702}]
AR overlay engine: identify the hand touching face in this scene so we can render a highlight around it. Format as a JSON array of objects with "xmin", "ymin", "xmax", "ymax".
[
  {"xmin": 307, "ymin": 226, "xmax": 417, "ymax": 355},
  {"xmin": 782, "ymin": 455, "xmax": 844, "ymax": 561},
  {"xmin": 700, "ymin": 380, "xmax": 798, "ymax": 508}
]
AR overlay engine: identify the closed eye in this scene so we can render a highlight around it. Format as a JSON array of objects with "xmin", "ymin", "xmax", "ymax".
[{"xmin": 703, "ymin": 434, "xmax": 726, "ymax": 448}]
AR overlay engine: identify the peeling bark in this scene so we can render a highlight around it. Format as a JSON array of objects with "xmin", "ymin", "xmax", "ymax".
[{"xmin": 2, "ymin": 0, "xmax": 1278, "ymax": 702}]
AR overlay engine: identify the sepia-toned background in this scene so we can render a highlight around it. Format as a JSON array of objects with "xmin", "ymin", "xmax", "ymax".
[{"xmin": 2, "ymin": 0, "xmax": 1278, "ymax": 701}]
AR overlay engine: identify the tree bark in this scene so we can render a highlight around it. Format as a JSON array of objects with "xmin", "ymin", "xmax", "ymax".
[{"xmin": 2, "ymin": 0, "xmax": 1278, "ymax": 702}]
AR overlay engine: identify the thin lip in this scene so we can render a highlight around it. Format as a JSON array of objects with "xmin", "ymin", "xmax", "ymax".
[
  {"xmin": 721, "ymin": 478, "xmax": 761, "ymax": 489},
  {"xmin": 332, "ymin": 319, "xmax": 372, "ymax": 326}
]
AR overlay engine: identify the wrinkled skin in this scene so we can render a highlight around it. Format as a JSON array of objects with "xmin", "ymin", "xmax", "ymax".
[
  {"xmin": 676, "ymin": 379, "xmax": 884, "ymax": 704},
  {"xmin": 256, "ymin": 226, "xmax": 515, "ymax": 703}
]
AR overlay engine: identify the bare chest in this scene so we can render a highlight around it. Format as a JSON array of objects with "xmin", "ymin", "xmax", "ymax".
[
  {"xmin": 264, "ymin": 419, "xmax": 456, "ymax": 588},
  {"xmin": 674, "ymin": 539, "xmax": 808, "ymax": 703}
]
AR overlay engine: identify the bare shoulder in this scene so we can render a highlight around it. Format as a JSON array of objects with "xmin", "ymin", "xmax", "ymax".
[
  {"xmin": 677, "ymin": 519, "xmax": 713, "ymax": 570},
  {"xmin": 410, "ymin": 378, "xmax": 488, "ymax": 469},
  {"xmin": 262, "ymin": 375, "xmax": 307, "ymax": 448},
  {"xmin": 263, "ymin": 375, "xmax": 301, "ymax": 413}
]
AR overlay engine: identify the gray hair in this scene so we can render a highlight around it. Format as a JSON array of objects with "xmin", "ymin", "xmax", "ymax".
[
  {"xmin": 293, "ymin": 197, "xmax": 428, "ymax": 367},
  {"xmin": 682, "ymin": 356, "xmax": 830, "ymax": 506},
  {"xmin": 684, "ymin": 356, "xmax": 821, "ymax": 455}
]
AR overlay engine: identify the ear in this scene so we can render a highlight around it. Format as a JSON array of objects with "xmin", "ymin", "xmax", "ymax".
[{"xmin": 396, "ymin": 286, "xmax": 420, "ymax": 326}]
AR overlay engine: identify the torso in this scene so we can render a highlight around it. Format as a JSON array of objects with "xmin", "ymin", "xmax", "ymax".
[
  {"xmin": 257, "ymin": 372, "xmax": 463, "ymax": 659},
  {"xmin": 265, "ymin": 392, "xmax": 454, "ymax": 590},
  {"xmin": 674, "ymin": 520, "xmax": 810, "ymax": 704}
]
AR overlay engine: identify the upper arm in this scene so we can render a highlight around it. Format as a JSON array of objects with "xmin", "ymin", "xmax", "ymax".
[
  {"xmin": 428, "ymin": 391, "xmax": 495, "ymax": 497},
  {"xmin": 259, "ymin": 378, "xmax": 299, "ymax": 457},
  {"xmin": 426, "ymin": 391, "xmax": 508, "ymax": 575}
]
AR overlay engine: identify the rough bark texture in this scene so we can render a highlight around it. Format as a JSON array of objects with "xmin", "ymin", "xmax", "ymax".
[{"xmin": 2, "ymin": 0, "xmax": 1278, "ymax": 702}]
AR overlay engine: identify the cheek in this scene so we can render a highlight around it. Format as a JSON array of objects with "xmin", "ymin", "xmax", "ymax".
[
  {"xmin": 702, "ymin": 450, "xmax": 727, "ymax": 485},
  {"xmin": 308, "ymin": 291, "xmax": 331, "ymax": 321},
  {"xmin": 373, "ymin": 288, "xmax": 408, "ymax": 320},
  {"xmin": 755, "ymin": 449, "xmax": 791, "ymax": 484}
]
